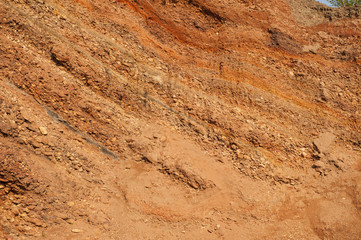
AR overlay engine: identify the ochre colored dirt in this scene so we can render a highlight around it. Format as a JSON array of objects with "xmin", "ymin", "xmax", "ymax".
[{"xmin": 0, "ymin": 0, "xmax": 361, "ymax": 239}]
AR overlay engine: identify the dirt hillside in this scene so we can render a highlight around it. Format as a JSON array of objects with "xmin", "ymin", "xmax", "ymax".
[{"xmin": 0, "ymin": 0, "xmax": 360, "ymax": 239}]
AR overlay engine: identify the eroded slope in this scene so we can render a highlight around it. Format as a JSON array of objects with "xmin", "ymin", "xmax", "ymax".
[{"xmin": 0, "ymin": 0, "xmax": 361, "ymax": 239}]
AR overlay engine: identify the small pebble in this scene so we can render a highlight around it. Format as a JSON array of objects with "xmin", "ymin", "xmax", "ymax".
[
  {"xmin": 66, "ymin": 218, "xmax": 75, "ymax": 224},
  {"xmin": 39, "ymin": 127, "xmax": 48, "ymax": 135}
]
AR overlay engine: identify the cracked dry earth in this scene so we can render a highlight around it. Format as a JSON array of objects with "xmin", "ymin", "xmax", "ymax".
[{"xmin": 0, "ymin": 0, "xmax": 361, "ymax": 239}]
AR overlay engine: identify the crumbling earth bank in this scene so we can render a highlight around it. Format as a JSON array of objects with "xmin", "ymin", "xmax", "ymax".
[{"xmin": 0, "ymin": 0, "xmax": 361, "ymax": 239}]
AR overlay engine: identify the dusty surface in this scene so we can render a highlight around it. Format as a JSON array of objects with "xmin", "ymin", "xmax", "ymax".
[{"xmin": 0, "ymin": 0, "xmax": 360, "ymax": 239}]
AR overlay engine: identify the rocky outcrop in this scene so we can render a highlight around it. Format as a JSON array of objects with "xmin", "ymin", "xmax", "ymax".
[{"xmin": 0, "ymin": 0, "xmax": 360, "ymax": 239}]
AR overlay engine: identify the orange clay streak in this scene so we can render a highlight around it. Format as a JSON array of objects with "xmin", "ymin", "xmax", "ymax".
[
  {"xmin": 223, "ymin": 65, "xmax": 359, "ymax": 131},
  {"xmin": 117, "ymin": 1, "xmax": 359, "ymax": 132},
  {"xmin": 117, "ymin": 0, "xmax": 219, "ymax": 51}
]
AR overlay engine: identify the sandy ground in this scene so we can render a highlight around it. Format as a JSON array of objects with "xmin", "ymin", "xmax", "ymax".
[{"xmin": 0, "ymin": 0, "xmax": 360, "ymax": 239}]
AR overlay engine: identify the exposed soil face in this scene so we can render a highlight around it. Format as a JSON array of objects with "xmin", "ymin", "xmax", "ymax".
[
  {"xmin": 0, "ymin": 0, "xmax": 360, "ymax": 239},
  {"xmin": 287, "ymin": 0, "xmax": 361, "ymax": 26}
]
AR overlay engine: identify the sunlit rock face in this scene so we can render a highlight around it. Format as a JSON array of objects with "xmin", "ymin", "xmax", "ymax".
[{"xmin": 0, "ymin": 0, "xmax": 360, "ymax": 239}]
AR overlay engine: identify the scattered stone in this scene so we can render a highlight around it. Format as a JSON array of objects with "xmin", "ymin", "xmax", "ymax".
[
  {"xmin": 21, "ymin": 109, "xmax": 33, "ymax": 122},
  {"xmin": 54, "ymin": 212, "xmax": 69, "ymax": 221},
  {"xmin": 29, "ymin": 138, "xmax": 42, "ymax": 148},
  {"xmin": 328, "ymin": 157, "xmax": 345, "ymax": 170},
  {"xmin": 66, "ymin": 218, "xmax": 75, "ymax": 224},
  {"xmin": 303, "ymin": 43, "xmax": 320, "ymax": 54},
  {"xmin": 320, "ymin": 88, "xmax": 331, "ymax": 102},
  {"xmin": 71, "ymin": 229, "xmax": 82, "ymax": 233},
  {"xmin": 0, "ymin": 122, "xmax": 13, "ymax": 136},
  {"xmin": 28, "ymin": 217, "xmax": 43, "ymax": 227},
  {"xmin": 11, "ymin": 207, "xmax": 19, "ymax": 216},
  {"xmin": 312, "ymin": 160, "xmax": 325, "ymax": 169},
  {"xmin": 142, "ymin": 153, "xmax": 157, "ymax": 164},
  {"xmin": 23, "ymin": 226, "xmax": 33, "ymax": 232},
  {"xmin": 43, "ymin": 151, "xmax": 53, "ymax": 156},
  {"xmin": 313, "ymin": 132, "xmax": 336, "ymax": 154},
  {"xmin": 39, "ymin": 127, "xmax": 48, "ymax": 135}
]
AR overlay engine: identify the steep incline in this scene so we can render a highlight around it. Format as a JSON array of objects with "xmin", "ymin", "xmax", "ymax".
[{"xmin": 0, "ymin": 0, "xmax": 360, "ymax": 239}]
